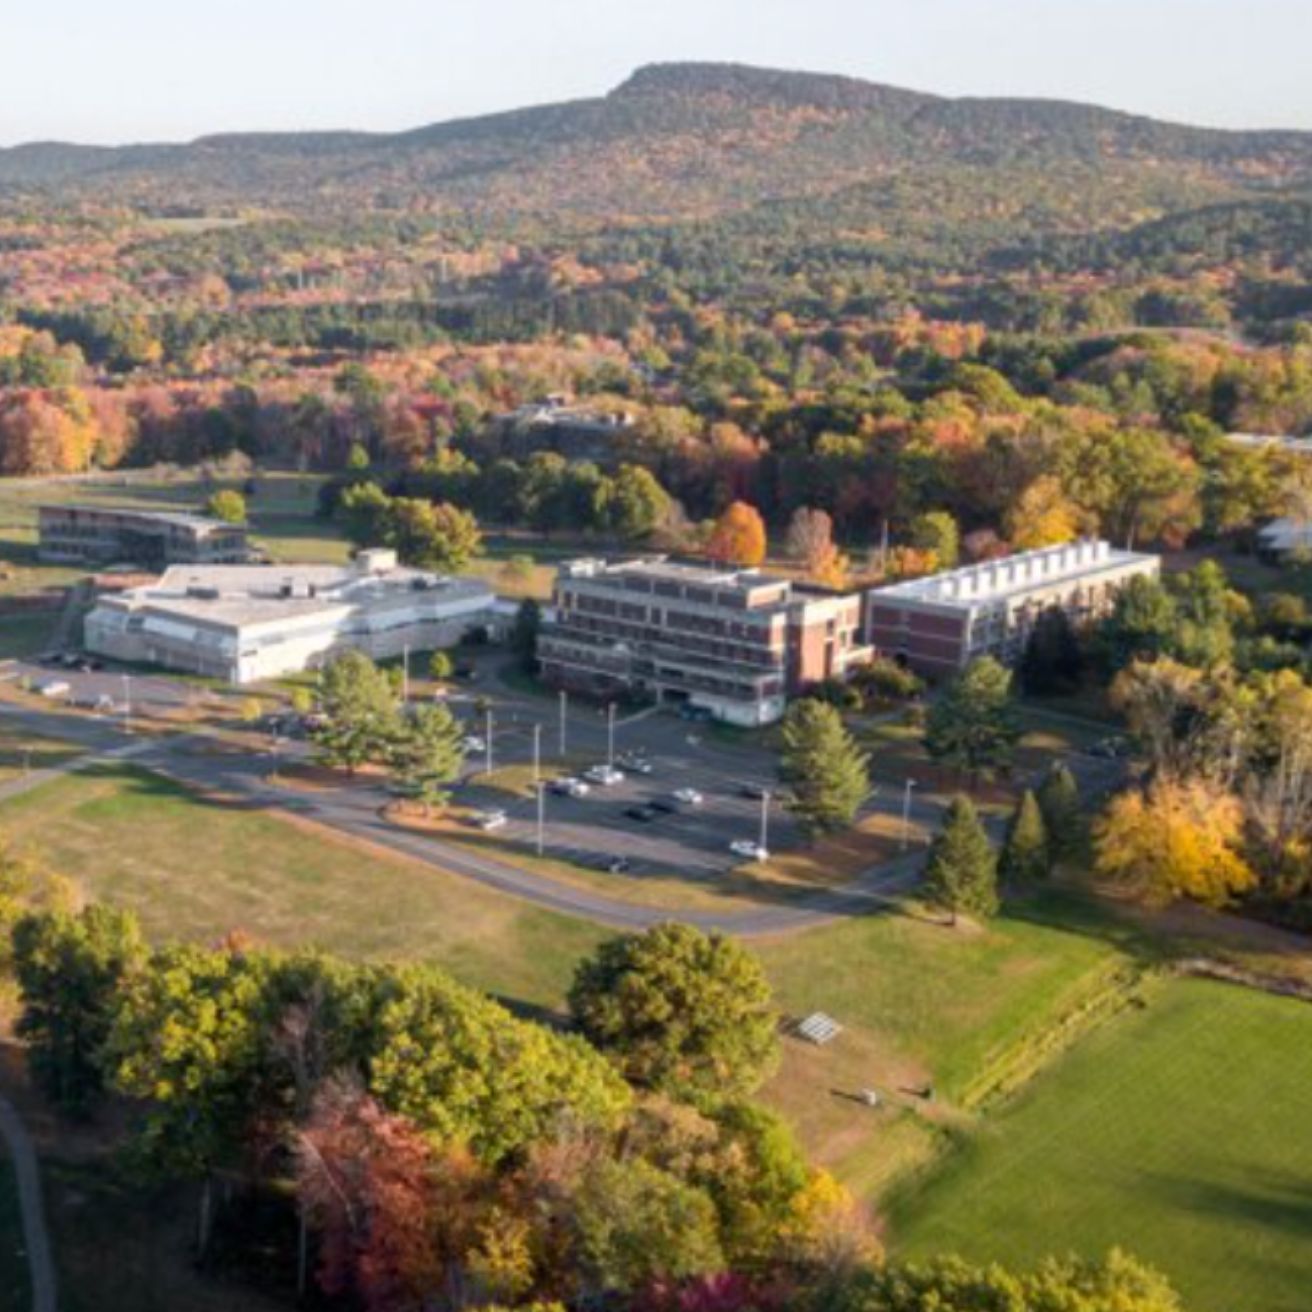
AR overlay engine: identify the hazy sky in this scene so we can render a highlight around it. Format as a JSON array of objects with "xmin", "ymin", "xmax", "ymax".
[{"xmin": 3, "ymin": 0, "xmax": 1309, "ymax": 146}]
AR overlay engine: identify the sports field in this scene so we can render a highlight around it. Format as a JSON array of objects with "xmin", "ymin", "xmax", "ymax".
[{"xmin": 890, "ymin": 977, "xmax": 1312, "ymax": 1312}]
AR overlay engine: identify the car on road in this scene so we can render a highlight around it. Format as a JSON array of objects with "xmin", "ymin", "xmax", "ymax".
[
  {"xmin": 583, "ymin": 764, "xmax": 625, "ymax": 786},
  {"xmin": 470, "ymin": 808, "xmax": 508, "ymax": 831},
  {"xmin": 461, "ymin": 734, "xmax": 487, "ymax": 754},
  {"xmin": 624, "ymin": 804, "xmax": 660, "ymax": 823},
  {"xmin": 730, "ymin": 839, "xmax": 769, "ymax": 862},
  {"xmin": 672, "ymin": 787, "xmax": 704, "ymax": 806},
  {"xmin": 616, "ymin": 752, "xmax": 653, "ymax": 775},
  {"xmin": 597, "ymin": 855, "xmax": 631, "ymax": 874},
  {"xmin": 549, "ymin": 776, "xmax": 591, "ymax": 798},
  {"xmin": 738, "ymin": 782, "xmax": 770, "ymax": 800},
  {"xmin": 646, "ymin": 798, "xmax": 678, "ymax": 815}
]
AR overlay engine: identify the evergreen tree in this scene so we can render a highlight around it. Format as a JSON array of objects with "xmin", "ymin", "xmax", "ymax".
[
  {"xmin": 923, "ymin": 795, "xmax": 998, "ymax": 924},
  {"xmin": 511, "ymin": 598, "xmax": 542, "ymax": 673},
  {"xmin": 778, "ymin": 698, "xmax": 870, "ymax": 839},
  {"xmin": 1037, "ymin": 762, "xmax": 1083, "ymax": 863},
  {"xmin": 1019, "ymin": 607, "xmax": 1085, "ymax": 695},
  {"xmin": 390, "ymin": 704, "xmax": 465, "ymax": 813},
  {"xmin": 924, "ymin": 657, "xmax": 1021, "ymax": 785},
  {"xmin": 312, "ymin": 650, "xmax": 401, "ymax": 774},
  {"xmin": 998, "ymin": 789, "xmax": 1050, "ymax": 884}
]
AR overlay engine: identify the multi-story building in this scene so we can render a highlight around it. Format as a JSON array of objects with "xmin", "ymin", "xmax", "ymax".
[
  {"xmin": 38, "ymin": 504, "xmax": 248, "ymax": 568},
  {"xmin": 866, "ymin": 539, "xmax": 1159, "ymax": 676},
  {"xmin": 84, "ymin": 550, "xmax": 495, "ymax": 683},
  {"xmin": 537, "ymin": 557, "xmax": 873, "ymax": 726}
]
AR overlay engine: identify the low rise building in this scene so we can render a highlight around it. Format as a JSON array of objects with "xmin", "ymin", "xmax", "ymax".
[
  {"xmin": 38, "ymin": 503, "xmax": 248, "ymax": 568},
  {"xmin": 866, "ymin": 539, "xmax": 1159, "ymax": 676},
  {"xmin": 537, "ymin": 557, "xmax": 872, "ymax": 726},
  {"xmin": 84, "ymin": 550, "xmax": 495, "ymax": 683},
  {"xmin": 1257, "ymin": 517, "xmax": 1312, "ymax": 561}
]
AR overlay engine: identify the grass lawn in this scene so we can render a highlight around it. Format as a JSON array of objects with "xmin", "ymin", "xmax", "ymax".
[
  {"xmin": 754, "ymin": 889, "xmax": 1146, "ymax": 1195},
  {"xmin": 888, "ymin": 978, "xmax": 1312, "ymax": 1312},
  {"xmin": 0, "ymin": 764, "xmax": 601, "ymax": 1011},
  {"xmin": 0, "ymin": 613, "xmax": 58, "ymax": 660},
  {"xmin": 0, "ymin": 1159, "xmax": 29, "ymax": 1312}
]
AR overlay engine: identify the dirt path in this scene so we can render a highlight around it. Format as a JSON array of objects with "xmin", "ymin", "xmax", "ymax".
[{"xmin": 0, "ymin": 1096, "xmax": 57, "ymax": 1312}]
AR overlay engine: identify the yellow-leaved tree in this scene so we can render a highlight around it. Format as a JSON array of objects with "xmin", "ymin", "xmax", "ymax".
[{"xmin": 1094, "ymin": 779, "xmax": 1255, "ymax": 908}]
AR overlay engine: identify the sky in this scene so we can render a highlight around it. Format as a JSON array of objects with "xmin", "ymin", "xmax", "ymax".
[{"xmin": 3, "ymin": 0, "xmax": 1310, "ymax": 146}]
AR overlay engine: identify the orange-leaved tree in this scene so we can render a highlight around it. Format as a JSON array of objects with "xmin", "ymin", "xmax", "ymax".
[{"xmin": 706, "ymin": 501, "xmax": 767, "ymax": 567}]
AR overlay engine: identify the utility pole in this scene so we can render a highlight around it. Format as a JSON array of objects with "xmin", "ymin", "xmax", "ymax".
[
  {"xmin": 901, "ymin": 778, "xmax": 917, "ymax": 851},
  {"xmin": 485, "ymin": 706, "xmax": 494, "ymax": 777},
  {"xmin": 536, "ymin": 781, "xmax": 545, "ymax": 856},
  {"xmin": 558, "ymin": 689, "xmax": 568, "ymax": 757},
  {"xmin": 759, "ymin": 789, "xmax": 771, "ymax": 857},
  {"xmin": 607, "ymin": 702, "xmax": 616, "ymax": 768},
  {"xmin": 532, "ymin": 723, "xmax": 542, "ymax": 786}
]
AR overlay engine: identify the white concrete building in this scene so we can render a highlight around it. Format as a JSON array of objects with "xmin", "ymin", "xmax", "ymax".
[
  {"xmin": 1257, "ymin": 517, "xmax": 1312, "ymax": 561},
  {"xmin": 84, "ymin": 550, "xmax": 495, "ymax": 683},
  {"xmin": 866, "ymin": 540, "xmax": 1160, "ymax": 676}
]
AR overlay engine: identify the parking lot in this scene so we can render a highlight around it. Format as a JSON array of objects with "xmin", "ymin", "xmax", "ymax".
[{"xmin": 444, "ymin": 681, "xmax": 894, "ymax": 882}]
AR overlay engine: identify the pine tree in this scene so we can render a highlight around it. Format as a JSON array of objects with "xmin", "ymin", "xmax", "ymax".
[
  {"xmin": 998, "ymin": 789, "xmax": 1050, "ymax": 884},
  {"xmin": 924, "ymin": 657, "xmax": 1021, "ymax": 786},
  {"xmin": 778, "ymin": 699, "xmax": 870, "ymax": 839},
  {"xmin": 1019, "ymin": 607, "xmax": 1085, "ymax": 695},
  {"xmin": 923, "ymin": 795, "xmax": 998, "ymax": 925},
  {"xmin": 1037, "ymin": 763, "xmax": 1082, "ymax": 863},
  {"xmin": 390, "ymin": 704, "xmax": 465, "ymax": 814}
]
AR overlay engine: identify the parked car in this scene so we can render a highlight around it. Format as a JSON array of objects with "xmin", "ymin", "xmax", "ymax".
[
  {"xmin": 598, "ymin": 855, "xmax": 631, "ymax": 874},
  {"xmin": 471, "ymin": 808, "xmax": 508, "ymax": 831},
  {"xmin": 678, "ymin": 704, "xmax": 714, "ymax": 723},
  {"xmin": 1088, "ymin": 736, "xmax": 1129, "ymax": 760},
  {"xmin": 461, "ymin": 734, "xmax": 487, "ymax": 754},
  {"xmin": 730, "ymin": 839, "xmax": 769, "ymax": 862},
  {"xmin": 453, "ymin": 665, "xmax": 479, "ymax": 682},
  {"xmin": 616, "ymin": 752, "xmax": 653, "ymax": 775},
  {"xmin": 624, "ymin": 804, "xmax": 660, "ymax": 823},
  {"xmin": 583, "ymin": 764, "xmax": 625, "ymax": 786},
  {"xmin": 738, "ymin": 782, "xmax": 770, "ymax": 800},
  {"xmin": 672, "ymin": 787, "xmax": 704, "ymax": 806},
  {"xmin": 36, "ymin": 680, "xmax": 71, "ymax": 699},
  {"xmin": 549, "ymin": 776, "xmax": 590, "ymax": 798},
  {"xmin": 647, "ymin": 798, "xmax": 678, "ymax": 815}
]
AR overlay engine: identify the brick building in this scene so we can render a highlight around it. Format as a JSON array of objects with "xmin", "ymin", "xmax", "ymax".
[
  {"xmin": 866, "ymin": 540, "xmax": 1159, "ymax": 677},
  {"xmin": 537, "ymin": 557, "xmax": 872, "ymax": 726}
]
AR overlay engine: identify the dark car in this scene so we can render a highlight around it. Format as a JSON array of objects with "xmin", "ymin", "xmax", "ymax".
[
  {"xmin": 647, "ymin": 798, "xmax": 678, "ymax": 815},
  {"xmin": 624, "ymin": 804, "xmax": 660, "ymax": 823},
  {"xmin": 738, "ymin": 782, "xmax": 770, "ymax": 800},
  {"xmin": 597, "ymin": 855, "xmax": 631, "ymax": 874}
]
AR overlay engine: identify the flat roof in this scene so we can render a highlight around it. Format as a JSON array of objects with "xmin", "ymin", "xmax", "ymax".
[
  {"xmin": 39, "ymin": 503, "xmax": 241, "ymax": 534},
  {"xmin": 563, "ymin": 556, "xmax": 791, "ymax": 591},
  {"xmin": 871, "ymin": 540, "xmax": 1158, "ymax": 611}
]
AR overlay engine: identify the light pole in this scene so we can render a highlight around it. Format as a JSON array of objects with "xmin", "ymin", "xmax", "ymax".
[
  {"xmin": 122, "ymin": 674, "xmax": 132, "ymax": 736},
  {"xmin": 759, "ymin": 789, "xmax": 771, "ymax": 858},
  {"xmin": 558, "ymin": 689, "xmax": 568, "ymax": 758},
  {"xmin": 901, "ymin": 778, "xmax": 917, "ymax": 851},
  {"xmin": 607, "ymin": 702, "xmax": 617, "ymax": 768},
  {"xmin": 484, "ymin": 706, "xmax": 494, "ymax": 777},
  {"xmin": 536, "ymin": 781, "xmax": 546, "ymax": 856},
  {"xmin": 532, "ymin": 723, "xmax": 542, "ymax": 786}
]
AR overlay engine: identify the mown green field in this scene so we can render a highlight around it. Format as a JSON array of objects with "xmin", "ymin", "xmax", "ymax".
[{"xmin": 890, "ymin": 977, "xmax": 1312, "ymax": 1312}]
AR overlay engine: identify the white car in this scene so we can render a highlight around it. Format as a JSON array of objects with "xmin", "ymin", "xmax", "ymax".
[
  {"xmin": 36, "ymin": 679, "xmax": 71, "ymax": 699},
  {"xmin": 472, "ymin": 808, "xmax": 508, "ymax": 831},
  {"xmin": 550, "ymin": 776, "xmax": 591, "ymax": 798},
  {"xmin": 583, "ymin": 764, "xmax": 625, "ymax": 786},
  {"xmin": 673, "ymin": 787, "xmax": 704, "ymax": 806},
  {"xmin": 461, "ymin": 734, "xmax": 487, "ymax": 754},
  {"xmin": 617, "ymin": 753, "xmax": 653, "ymax": 775},
  {"xmin": 730, "ymin": 839, "xmax": 769, "ymax": 862}
]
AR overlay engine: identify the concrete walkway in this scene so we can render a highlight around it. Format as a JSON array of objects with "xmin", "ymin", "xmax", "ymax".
[{"xmin": 0, "ymin": 1096, "xmax": 57, "ymax": 1312}]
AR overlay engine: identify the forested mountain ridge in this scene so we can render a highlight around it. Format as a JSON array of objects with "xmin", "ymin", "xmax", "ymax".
[{"xmin": 3, "ymin": 61, "xmax": 1311, "ymax": 218}]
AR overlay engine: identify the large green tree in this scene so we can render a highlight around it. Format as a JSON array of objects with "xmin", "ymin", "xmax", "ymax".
[
  {"xmin": 923, "ymin": 795, "xmax": 999, "ymax": 924},
  {"xmin": 778, "ymin": 698, "xmax": 870, "ymax": 838},
  {"xmin": 998, "ymin": 789, "xmax": 1050, "ymax": 885},
  {"xmin": 13, "ymin": 904, "xmax": 146, "ymax": 1115},
  {"xmin": 312, "ymin": 650, "xmax": 401, "ymax": 774},
  {"xmin": 568, "ymin": 923, "xmax": 779, "ymax": 1104},
  {"xmin": 1037, "ymin": 762, "xmax": 1083, "ymax": 862},
  {"xmin": 389, "ymin": 704, "xmax": 465, "ymax": 813},
  {"xmin": 386, "ymin": 497, "xmax": 482, "ymax": 572},
  {"xmin": 924, "ymin": 657, "xmax": 1021, "ymax": 785}
]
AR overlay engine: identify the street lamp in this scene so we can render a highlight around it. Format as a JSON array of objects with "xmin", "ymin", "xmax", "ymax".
[
  {"xmin": 532, "ymin": 723, "xmax": 542, "ymax": 786},
  {"xmin": 901, "ymin": 778, "xmax": 917, "ymax": 851},
  {"xmin": 606, "ymin": 702, "xmax": 617, "ymax": 769},
  {"xmin": 536, "ymin": 781, "xmax": 546, "ymax": 856},
  {"xmin": 759, "ymin": 788, "xmax": 771, "ymax": 858},
  {"xmin": 484, "ymin": 706, "xmax": 494, "ymax": 776},
  {"xmin": 122, "ymin": 674, "xmax": 132, "ymax": 736},
  {"xmin": 558, "ymin": 689, "xmax": 568, "ymax": 757}
]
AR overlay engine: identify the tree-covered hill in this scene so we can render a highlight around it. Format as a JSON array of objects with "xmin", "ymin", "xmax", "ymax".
[{"xmin": 2, "ymin": 61, "xmax": 1310, "ymax": 220}]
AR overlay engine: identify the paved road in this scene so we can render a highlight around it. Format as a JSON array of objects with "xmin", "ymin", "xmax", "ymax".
[{"xmin": 0, "ymin": 1096, "xmax": 57, "ymax": 1312}]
